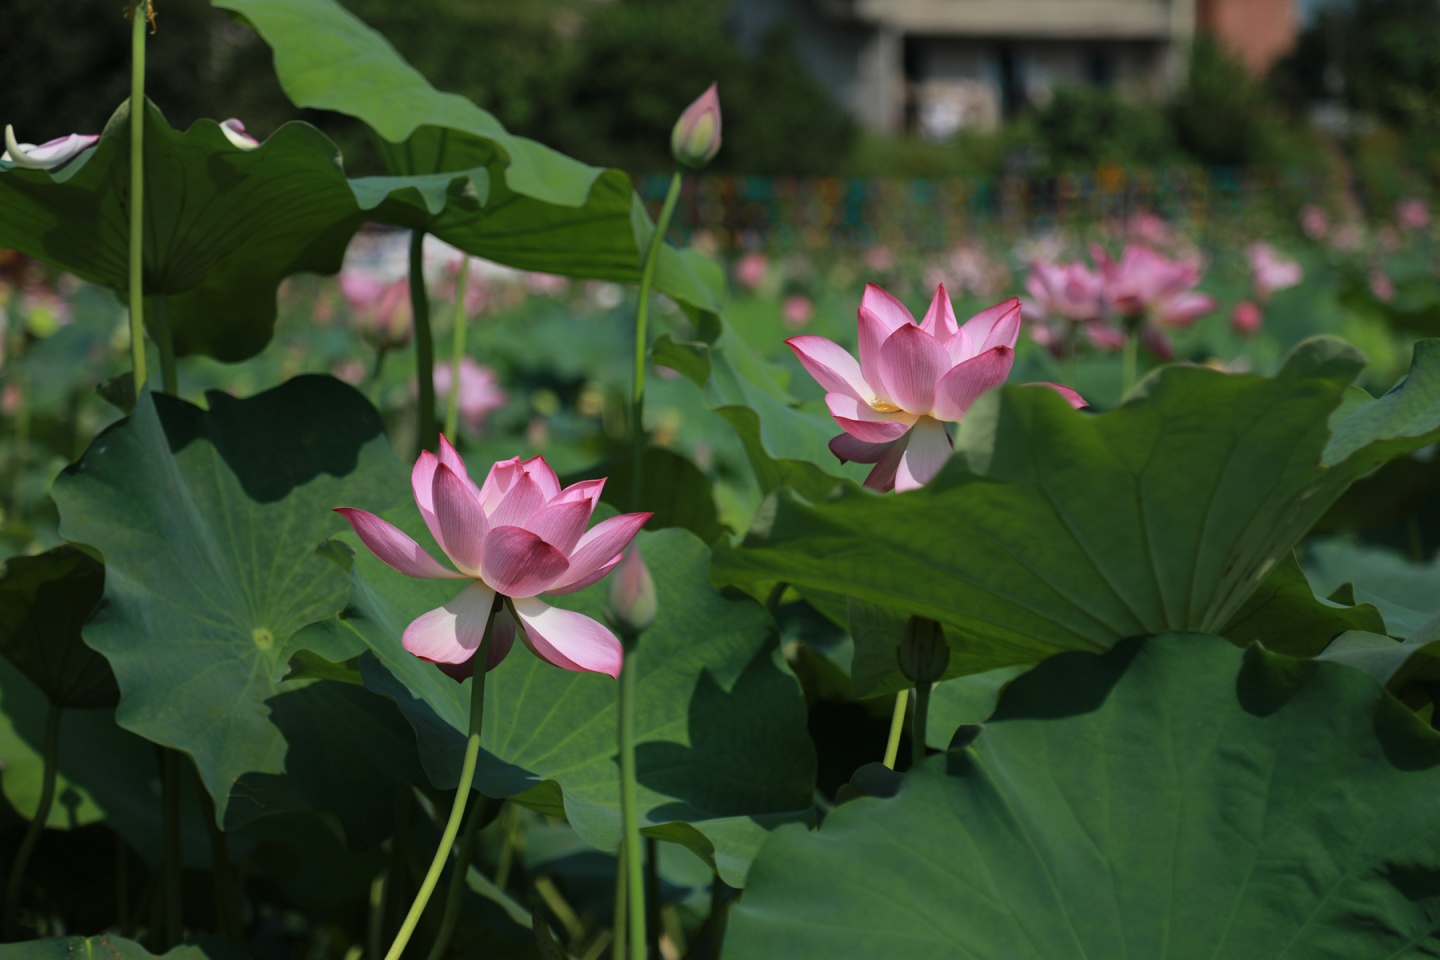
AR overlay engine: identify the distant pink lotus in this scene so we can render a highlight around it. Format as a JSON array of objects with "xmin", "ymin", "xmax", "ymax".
[
  {"xmin": 1300, "ymin": 205, "xmax": 1330, "ymax": 240},
  {"xmin": 1231, "ymin": 300, "xmax": 1263, "ymax": 336},
  {"xmin": 1397, "ymin": 197, "xmax": 1430, "ymax": 230},
  {"xmin": 434, "ymin": 357, "xmax": 507, "ymax": 435},
  {"xmin": 340, "ymin": 271, "xmax": 411, "ymax": 350},
  {"xmin": 336, "ymin": 441, "xmax": 651, "ymax": 679},
  {"xmin": 782, "ymin": 294, "xmax": 814, "ymax": 328},
  {"xmin": 1369, "ymin": 269, "xmax": 1395, "ymax": 303},
  {"xmin": 219, "ymin": 119, "xmax": 259, "ymax": 150},
  {"xmin": 1094, "ymin": 243, "xmax": 1215, "ymax": 358},
  {"xmin": 787, "ymin": 284, "xmax": 1084, "ymax": 492},
  {"xmin": 734, "ymin": 251, "xmax": 768, "ymax": 291},
  {"xmin": 3, "ymin": 126, "xmax": 98, "ymax": 169},
  {"xmin": 1026, "ymin": 261, "xmax": 1105, "ymax": 323},
  {"xmin": 1246, "ymin": 243, "xmax": 1302, "ymax": 301}
]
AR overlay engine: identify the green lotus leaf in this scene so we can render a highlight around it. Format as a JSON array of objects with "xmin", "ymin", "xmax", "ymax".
[
  {"xmin": 50, "ymin": 376, "xmax": 424, "ymax": 834},
  {"xmin": 727, "ymin": 634, "xmax": 1440, "ymax": 958},
  {"xmin": 0, "ymin": 545, "xmax": 115, "ymax": 708}
]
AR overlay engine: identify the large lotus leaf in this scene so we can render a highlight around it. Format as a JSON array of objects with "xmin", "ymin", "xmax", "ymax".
[
  {"xmin": 213, "ymin": 0, "xmax": 723, "ymax": 314},
  {"xmin": 1, "ymin": 936, "xmax": 247, "ymax": 960},
  {"xmin": 713, "ymin": 338, "xmax": 1440, "ymax": 675},
  {"xmin": 1306, "ymin": 538, "xmax": 1440, "ymax": 639},
  {"xmin": 0, "ymin": 545, "xmax": 115, "ymax": 708},
  {"xmin": 726, "ymin": 634, "xmax": 1440, "ymax": 959},
  {"xmin": 1222, "ymin": 550, "xmax": 1388, "ymax": 657},
  {"xmin": 303, "ymin": 526, "xmax": 815, "ymax": 886},
  {"xmin": 0, "ymin": 100, "xmax": 363, "ymax": 362},
  {"xmin": 1318, "ymin": 630, "xmax": 1440, "ymax": 691},
  {"xmin": 50, "ymin": 376, "xmax": 425, "ymax": 833}
]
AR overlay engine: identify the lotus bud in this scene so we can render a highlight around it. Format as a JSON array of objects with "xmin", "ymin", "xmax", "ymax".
[
  {"xmin": 897, "ymin": 615, "xmax": 949, "ymax": 685},
  {"xmin": 670, "ymin": 83, "xmax": 721, "ymax": 169},
  {"xmin": 220, "ymin": 118, "xmax": 260, "ymax": 150},
  {"xmin": 3, "ymin": 126, "xmax": 99, "ymax": 170},
  {"xmin": 605, "ymin": 546, "xmax": 657, "ymax": 640}
]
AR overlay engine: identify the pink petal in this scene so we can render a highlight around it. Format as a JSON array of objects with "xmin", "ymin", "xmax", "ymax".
[
  {"xmin": 511, "ymin": 596, "xmax": 624, "ymax": 678},
  {"xmin": 878, "ymin": 324, "xmax": 951, "ymax": 414},
  {"xmin": 432, "ymin": 464, "xmax": 488, "ymax": 575},
  {"xmin": 552, "ymin": 477, "xmax": 606, "ymax": 511},
  {"xmin": 785, "ymin": 336, "xmax": 874, "ymax": 402},
  {"xmin": 864, "ymin": 438, "xmax": 908, "ymax": 492},
  {"xmin": 860, "ymin": 283, "xmax": 915, "ymax": 331},
  {"xmin": 1024, "ymin": 381, "xmax": 1088, "ymax": 409},
  {"xmin": 829, "ymin": 433, "xmax": 897, "ymax": 465},
  {"xmin": 523, "ymin": 499, "xmax": 594, "ymax": 555},
  {"xmin": 894, "ymin": 418, "xmax": 953, "ymax": 492},
  {"xmin": 488, "ymin": 470, "xmax": 547, "ymax": 530},
  {"xmin": 482, "ymin": 526, "xmax": 571, "ymax": 597},
  {"xmin": 520, "ymin": 456, "xmax": 562, "ymax": 501},
  {"xmin": 436, "ymin": 435, "xmax": 477, "ymax": 491},
  {"xmin": 547, "ymin": 512, "xmax": 651, "ymax": 594},
  {"xmin": 334, "ymin": 507, "xmax": 464, "ymax": 580},
  {"xmin": 932, "ymin": 345, "xmax": 1015, "ymax": 422},
  {"xmin": 403, "ymin": 581, "xmax": 498, "ymax": 664},
  {"xmin": 435, "ymin": 605, "xmax": 517, "ymax": 680},
  {"xmin": 1085, "ymin": 322, "xmax": 1126, "ymax": 351},
  {"xmin": 825, "ymin": 393, "xmax": 915, "ymax": 443},
  {"xmin": 477, "ymin": 457, "xmax": 523, "ymax": 513},
  {"xmin": 412, "ymin": 451, "xmax": 444, "ymax": 546},
  {"xmin": 958, "ymin": 298, "xmax": 1022, "ymax": 356},
  {"xmin": 919, "ymin": 284, "xmax": 960, "ymax": 342}
]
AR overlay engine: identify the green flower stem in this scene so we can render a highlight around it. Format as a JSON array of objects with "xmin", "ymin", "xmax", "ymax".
[
  {"xmin": 422, "ymin": 793, "xmax": 487, "ymax": 960},
  {"xmin": 2, "ymin": 700, "xmax": 61, "ymax": 938},
  {"xmin": 410, "ymin": 230, "xmax": 437, "ymax": 457},
  {"xmin": 127, "ymin": 8, "xmax": 148, "ymax": 391},
  {"xmin": 151, "ymin": 296, "xmax": 176, "ymax": 395},
  {"xmin": 162, "ymin": 747, "xmax": 183, "ymax": 946},
  {"xmin": 443, "ymin": 258, "xmax": 471, "ymax": 442},
  {"xmin": 198, "ymin": 776, "xmax": 241, "ymax": 938},
  {"xmin": 646, "ymin": 838, "xmax": 662, "ymax": 960},
  {"xmin": 618, "ymin": 651, "xmax": 646, "ymax": 960},
  {"xmin": 911, "ymin": 682, "xmax": 931, "ymax": 768},
  {"xmin": 382, "ymin": 603, "xmax": 496, "ymax": 960},
  {"xmin": 764, "ymin": 581, "xmax": 789, "ymax": 613},
  {"xmin": 612, "ymin": 852, "xmax": 628, "ymax": 960},
  {"xmin": 630, "ymin": 171, "xmax": 684, "ymax": 511},
  {"xmin": 882, "ymin": 689, "xmax": 909, "ymax": 770},
  {"xmin": 1121, "ymin": 317, "xmax": 1140, "ymax": 398}
]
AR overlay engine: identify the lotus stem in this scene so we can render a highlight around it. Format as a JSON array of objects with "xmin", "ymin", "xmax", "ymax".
[
  {"xmin": 422, "ymin": 794, "xmax": 486, "ymax": 960},
  {"xmin": 1121, "ymin": 317, "xmax": 1140, "ymax": 398},
  {"xmin": 612, "ymin": 852, "xmax": 628, "ymax": 960},
  {"xmin": 630, "ymin": 171, "xmax": 684, "ymax": 511},
  {"xmin": 151, "ymin": 296, "xmax": 176, "ymax": 395},
  {"xmin": 199, "ymin": 775, "xmax": 241, "ymax": 938},
  {"xmin": 127, "ymin": 6, "xmax": 148, "ymax": 390},
  {"xmin": 443, "ymin": 258, "xmax": 470, "ymax": 442},
  {"xmin": 382, "ymin": 601, "xmax": 497, "ymax": 960},
  {"xmin": 3, "ymin": 700, "xmax": 61, "ymax": 938},
  {"xmin": 883, "ymin": 689, "xmax": 909, "ymax": 770},
  {"xmin": 162, "ymin": 747, "xmax": 182, "ymax": 946},
  {"xmin": 410, "ymin": 230, "xmax": 437, "ymax": 457},
  {"xmin": 618, "ymin": 651, "xmax": 646, "ymax": 960},
  {"xmin": 912, "ymin": 682, "xmax": 931, "ymax": 767}
]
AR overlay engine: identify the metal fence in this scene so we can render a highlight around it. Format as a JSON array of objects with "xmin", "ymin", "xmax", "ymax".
[{"xmin": 637, "ymin": 167, "xmax": 1333, "ymax": 251}]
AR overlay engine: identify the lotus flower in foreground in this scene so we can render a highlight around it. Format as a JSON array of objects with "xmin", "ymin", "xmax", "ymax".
[
  {"xmin": 2, "ymin": 126, "xmax": 99, "ymax": 170},
  {"xmin": 787, "ymin": 283, "xmax": 1085, "ymax": 492},
  {"xmin": 336, "ymin": 440, "xmax": 651, "ymax": 679}
]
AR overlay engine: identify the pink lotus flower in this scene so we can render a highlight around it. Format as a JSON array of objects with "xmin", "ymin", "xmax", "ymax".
[
  {"xmin": 1246, "ymin": 243, "xmax": 1302, "ymax": 302},
  {"xmin": 434, "ymin": 357, "xmax": 507, "ymax": 435},
  {"xmin": 219, "ymin": 119, "xmax": 259, "ymax": 150},
  {"xmin": 1369, "ymin": 269, "xmax": 1395, "ymax": 303},
  {"xmin": 3, "ymin": 126, "xmax": 98, "ymax": 170},
  {"xmin": 1397, "ymin": 197, "xmax": 1430, "ymax": 230},
  {"xmin": 1093, "ymin": 244, "xmax": 1215, "ymax": 359},
  {"xmin": 1026, "ymin": 261, "xmax": 1105, "ymax": 323},
  {"xmin": 787, "ymin": 284, "xmax": 1084, "ymax": 493},
  {"xmin": 336, "ymin": 440, "xmax": 651, "ymax": 679},
  {"xmin": 340, "ymin": 270, "xmax": 412, "ymax": 350},
  {"xmin": 671, "ymin": 83, "xmax": 722, "ymax": 169},
  {"xmin": 782, "ymin": 294, "xmax": 814, "ymax": 328},
  {"xmin": 734, "ymin": 252, "xmax": 768, "ymax": 291},
  {"xmin": 1300, "ymin": 205, "xmax": 1330, "ymax": 239},
  {"xmin": 1231, "ymin": 300, "xmax": 1263, "ymax": 336}
]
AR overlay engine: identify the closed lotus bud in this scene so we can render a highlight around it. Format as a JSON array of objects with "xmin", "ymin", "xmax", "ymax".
[
  {"xmin": 897, "ymin": 615, "xmax": 948, "ymax": 684},
  {"xmin": 220, "ymin": 118, "xmax": 260, "ymax": 150},
  {"xmin": 670, "ymin": 83, "xmax": 721, "ymax": 169},
  {"xmin": 605, "ymin": 546, "xmax": 657, "ymax": 640}
]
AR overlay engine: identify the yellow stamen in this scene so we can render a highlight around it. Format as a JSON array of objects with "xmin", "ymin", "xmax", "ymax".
[{"xmin": 869, "ymin": 399, "xmax": 902, "ymax": 413}]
